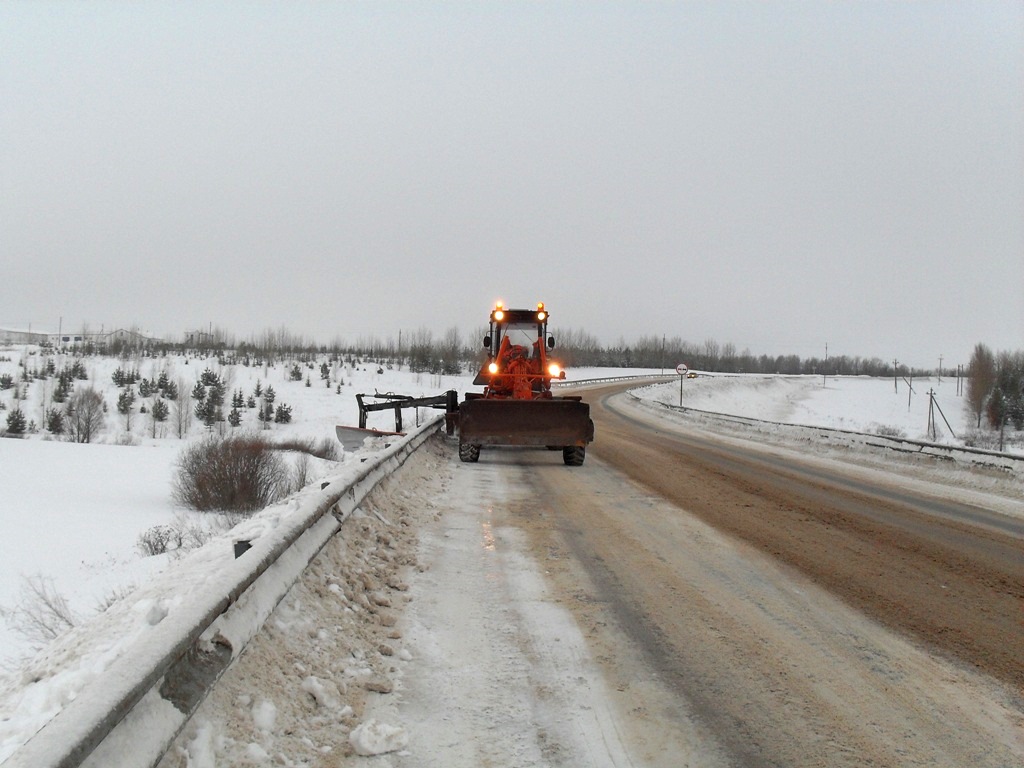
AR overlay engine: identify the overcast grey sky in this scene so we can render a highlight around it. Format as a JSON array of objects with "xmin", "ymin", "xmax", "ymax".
[{"xmin": 2, "ymin": 1, "xmax": 1021, "ymax": 367}]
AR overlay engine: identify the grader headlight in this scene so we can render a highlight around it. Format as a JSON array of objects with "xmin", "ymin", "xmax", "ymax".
[{"xmin": 488, "ymin": 362, "xmax": 500, "ymax": 375}]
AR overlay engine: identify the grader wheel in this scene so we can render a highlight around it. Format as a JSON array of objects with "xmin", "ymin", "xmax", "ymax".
[{"xmin": 562, "ymin": 446, "xmax": 586, "ymax": 466}]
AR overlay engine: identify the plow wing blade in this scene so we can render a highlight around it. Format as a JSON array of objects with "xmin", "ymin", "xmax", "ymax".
[{"xmin": 458, "ymin": 398, "xmax": 594, "ymax": 447}]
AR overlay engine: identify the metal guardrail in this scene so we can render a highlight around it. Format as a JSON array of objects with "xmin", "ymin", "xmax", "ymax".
[
  {"xmin": 555, "ymin": 373, "xmax": 675, "ymax": 388},
  {"xmin": 5, "ymin": 418, "xmax": 444, "ymax": 768}
]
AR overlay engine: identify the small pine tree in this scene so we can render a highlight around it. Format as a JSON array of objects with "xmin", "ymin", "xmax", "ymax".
[
  {"xmin": 191, "ymin": 381, "xmax": 206, "ymax": 401},
  {"xmin": 274, "ymin": 403, "xmax": 292, "ymax": 423},
  {"xmin": 117, "ymin": 389, "xmax": 136, "ymax": 430},
  {"xmin": 45, "ymin": 407, "xmax": 65, "ymax": 434},
  {"xmin": 253, "ymin": 381, "xmax": 263, "ymax": 398},
  {"xmin": 53, "ymin": 370, "xmax": 74, "ymax": 403},
  {"xmin": 228, "ymin": 407, "xmax": 242, "ymax": 427},
  {"xmin": 194, "ymin": 398, "xmax": 211, "ymax": 423},
  {"xmin": 264, "ymin": 385, "xmax": 276, "ymax": 406},
  {"xmin": 6, "ymin": 408, "xmax": 27, "ymax": 435},
  {"xmin": 246, "ymin": 395, "xmax": 257, "ymax": 408},
  {"xmin": 207, "ymin": 381, "xmax": 225, "ymax": 408},
  {"xmin": 152, "ymin": 398, "xmax": 169, "ymax": 422},
  {"xmin": 204, "ymin": 401, "xmax": 219, "ymax": 428},
  {"xmin": 259, "ymin": 402, "xmax": 273, "ymax": 428},
  {"xmin": 305, "ymin": 376, "xmax": 311, "ymax": 388},
  {"xmin": 117, "ymin": 389, "xmax": 136, "ymax": 414}
]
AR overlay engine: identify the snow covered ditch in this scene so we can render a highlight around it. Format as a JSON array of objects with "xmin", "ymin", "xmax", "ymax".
[{"xmin": 0, "ymin": 419, "xmax": 439, "ymax": 767}]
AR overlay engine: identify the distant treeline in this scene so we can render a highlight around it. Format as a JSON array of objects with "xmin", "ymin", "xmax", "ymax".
[
  {"xmin": 45, "ymin": 325, "xmax": 955, "ymax": 379},
  {"xmin": 35, "ymin": 325, "xmax": 1024, "ymax": 420},
  {"xmin": 551, "ymin": 330, "xmax": 912, "ymax": 377}
]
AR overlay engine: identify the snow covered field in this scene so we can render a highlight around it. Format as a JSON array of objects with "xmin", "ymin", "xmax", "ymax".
[
  {"xmin": 0, "ymin": 348, "xmax": 472, "ymax": 669},
  {"xmin": 1, "ymin": 349, "xmax": 1020, "ymax": 763},
  {"xmin": 0, "ymin": 348, "xmax": 659, "ymax": 668},
  {"xmin": 641, "ymin": 371, "xmax": 974, "ymax": 443}
]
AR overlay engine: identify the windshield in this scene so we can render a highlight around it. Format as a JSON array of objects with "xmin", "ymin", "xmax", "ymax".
[{"xmin": 496, "ymin": 322, "xmax": 542, "ymax": 358}]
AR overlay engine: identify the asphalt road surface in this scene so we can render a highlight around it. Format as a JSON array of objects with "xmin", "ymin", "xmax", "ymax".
[{"xmin": 582, "ymin": 381, "xmax": 1024, "ymax": 692}]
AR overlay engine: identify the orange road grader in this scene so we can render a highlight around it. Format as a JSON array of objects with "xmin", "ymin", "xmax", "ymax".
[{"xmin": 457, "ymin": 302, "xmax": 594, "ymax": 465}]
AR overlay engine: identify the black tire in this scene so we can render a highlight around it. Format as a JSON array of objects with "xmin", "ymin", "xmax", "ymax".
[
  {"xmin": 459, "ymin": 443, "xmax": 481, "ymax": 463},
  {"xmin": 562, "ymin": 445, "xmax": 585, "ymax": 466}
]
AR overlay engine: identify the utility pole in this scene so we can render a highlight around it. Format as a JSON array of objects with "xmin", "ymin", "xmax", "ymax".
[
  {"xmin": 823, "ymin": 342, "xmax": 828, "ymax": 388},
  {"xmin": 938, "ymin": 354, "xmax": 943, "ymax": 384},
  {"xmin": 999, "ymin": 392, "xmax": 1006, "ymax": 451},
  {"xmin": 893, "ymin": 358, "xmax": 899, "ymax": 392}
]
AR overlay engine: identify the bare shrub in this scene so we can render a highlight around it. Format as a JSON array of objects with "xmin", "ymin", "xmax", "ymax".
[
  {"xmin": 65, "ymin": 387, "xmax": 105, "ymax": 443},
  {"xmin": 291, "ymin": 452, "xmax": 311, "ymax": 492},
  {"xmin": 137, "ymin": 524, "xmax": 182, "ymax": 556},
  {"xmin": 115, "ymin": 431, "xmax": 140, "ymax": 446},
  {"xmin": 312, "ymin": 436, "xmax": 340, "ymax": 461},
  {"xmin": 872, "ymin": 424, "xmax": 907, "ymax": 439},
  {"xmin": 137, "ymin": 513, "xmax": 233, "ymax": 558},
  {"xmin": 0, "ymin": 574, "xmax": 77, "ymax": 647},
  {"xmin": 962, "ymin": 428, "xmax": 1002, "ymax": 451},
  {"xmin": 273, "ymin": 435, "xmax": 339, "ymax": 461},
  {"xmin": 173, "ymin": 434, "xmax": 289, "ymax": 512},
  {"xmin": 95, "ymin": 583, "xmax": 138, "ymax": 613}
]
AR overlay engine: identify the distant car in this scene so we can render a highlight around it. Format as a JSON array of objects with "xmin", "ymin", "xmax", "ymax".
[{"xmin": 686, "ymin": 371, "xmax": 698, "ymax": 379}]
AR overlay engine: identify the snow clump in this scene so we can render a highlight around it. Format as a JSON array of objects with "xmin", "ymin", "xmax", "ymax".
[{"xmin": 348, "ymin": 718, "xmax": 409, "ymax": 756}]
